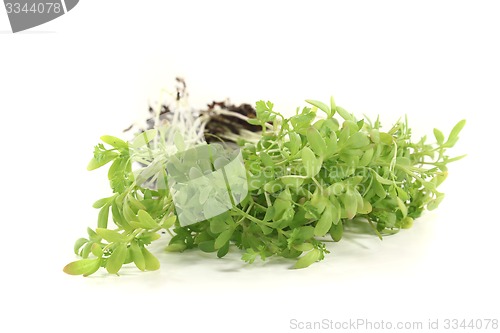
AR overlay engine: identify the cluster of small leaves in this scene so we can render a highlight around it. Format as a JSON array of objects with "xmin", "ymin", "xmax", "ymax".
[
  {"xmin": 64, "ymin": 135, "xmax": 177, "ymax": 276},
  {"xmin": 64, "ymin": 97, "xmax": 465, "ymax": 276}
]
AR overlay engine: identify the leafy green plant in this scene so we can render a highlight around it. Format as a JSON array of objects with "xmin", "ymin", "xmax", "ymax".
[{"xmin": 64, "ymin": 97, "xmax": 465, "ymax": 276}]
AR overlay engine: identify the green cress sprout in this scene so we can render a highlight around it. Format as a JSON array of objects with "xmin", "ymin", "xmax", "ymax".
[{"xmin": 64, "ymin": 95, "xmax": 465, "ymax": 276}]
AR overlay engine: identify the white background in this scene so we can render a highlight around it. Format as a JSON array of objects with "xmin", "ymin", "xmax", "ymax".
[{"xmin": 1, "ymin": 1, "xmax": 499, "ymax": 332}]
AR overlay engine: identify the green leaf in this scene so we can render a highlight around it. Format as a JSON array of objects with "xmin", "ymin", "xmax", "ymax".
[
  {"xmin": 217, "ymin": 242, "xmax": 230, "ymax": 258},
  {"xmin": 427, "ymin": 193, "xmax": 445, "ymax": 210},
  {"xmin": 242, "ymin": 248, "xmax": 258, "ymax": 264},
  {"xmin": 247, "ymin": 118, "xmax": 262, "ymax": 125},
  {"xmin": 359, "ymin": 148, "xmax": 374, "ymax": 167},
  {"xmin": 396, "ymin": 187, "xmax": 410, "ymax": 201},
  {"xmin": 162, "ymin": 216, "xmax": 176, "ymax": 229},
  {"xmin": 329, "ymin": 222, "xmax": 343, "ymax": 242},
  {"xmin": 173, "ymin": 130, "xmax": 186, "ymax": 151},
  {"xmin": 87, "ymin": 152, "xmax": 119, "ymax": 171},
  {"xmin": 189, "ymin": 166, "xmax": 204, "ymax": 179},
  {"xmin": 357, "ymin": 199, "xmax": 372, "ymax": 214},
  {"xmin": 330, "ymin": 96, "xmax": 336, "ymax": 116},
  {"xmin": 137, "ymin": 210, "xmax": 159, "ymax": 229},
  {"xmin": 198, "ymin": 240, "xmax": 216, "ymax": 253},
  {"xmin": 309, "ymin": 189, "xmax": 327, "ymax": 215},
  {"xmin": 63, "ymin": 258, "xmax": 101, "ymax": 276},
  {"xmin": 259, "ymin": 224, "xmax": 273, "ymax": 235},
  {"xmin": 215, "ymin": 229, "xmax": 233, "ymax": 249},
  {"xmin": 91, "ymin": 243, "xmax": 103, "ymax": 257},
  {"xmin": 87, "ymin": 227, "xmax": 101, "ymax": 242},
  {"xmin": 433, "ymin": 128, "xmax": 445, "ymax": 144},
  {"xmin": 97, "ymin": 204, "xmax": 110, "ymax": 229},
  {"xmin": 372, "ymin": 179, "xmax": 386, "ymax": 198},
  {"xmin": 294, "ymin": 249, "xmax": 321, "ymax": 269},
  {"xmin": 273, "ymin": 188, "xmax": 292, "ymax": 219},
  {"xmin": 92, "ymin": 196, "xmax": 114, "ymax": 209},
  {"xmin": 100, "ymin": 135, "xmax": 128, "ymax": 150},
  {"xmin": 288, "ymin": 132, "xmax": 301, "ymax": 155},
  {"xmin": 338, "ymin": 125, "xmax": 350, "ymax": 146},
  {"xmin": 444, "ymin": 154, "xmax": 467, "ymax": 163},
  {"xmin": 111, "ymin": 202, "xmax": 128, "ymax": 229},
  {"xmin": 106, "ymin": 243, "xmax": 127, "ymax": 274},
  {"xmin": 263, "ymin": 207, "xmax": 275, "ymax": 222},
  {"xmin": 344, "ymin": 120, "xmax": 360, "ymax": 133},
  {"xmin": 370, "ymin": 129, "xmax": 380, "ymax": 143},
  {"xmin": 341, "ymin": 191, "xmax": 358, "ymax": 219},
  {"xmin": 325, "ymin": 131, "xmax": 338, "ymax": 156},
  {"xmin": 297, "ymin": 226, "xmax": 315, "ymax": 241},
  {"xmin": 345, "ymin": 132, "xmax": 370, "ymax": 149},
  {"xmin": 396, "ymin": 157, "xmax": 411, "ymax": 166},
  {"xmin": 260, "ymin": 151, "xmax": 273, "ymax": 167},
  {"xmin": 108, "ymin": 157, "xmax": 123, "ymax": 179},
  {"xmin": 264, "ymin": 180, "xmax": 282, "ymax": 193},
  {"xmin": 131, "ymin": 129, "xmax": 157, "ymax": 148},
  {"xmin": 95, "ymin": 228, "xmax": 126, "ymax": 243},
  {"xmin": 444, "ymin": 119, "xmax": 466, "ymax": 148},
  {"xmin": 379, "ymin": 132, "xmax": 393, "ymax": 145},
  {"xmin": 138, "ymin": 232, "xmax": 161, "ymax": 244},
  {"xmin": 142, "ymin": 247, "xmax": 160, "ymax": 271},
  {"xmin": 306, "ymin": 127, "xmax": 326, "ymax": 157},
  {"xmin": 280, "ymin": 175, "xmax": 306, "ymax": 188},
  {"xmin": 305, "ymin": 99, "xmax": 331, "ymax": 117},
  {"xmin": 128, "ymin": 194, "xmax": 147, "ymax": 211},
  {"xmin": 301, "ymin": 147, "xmax": 322, "ymax": 178},
  {"xmin": 291, "ymin": 108, "xmax": 316, "ymax": 134},
  {"xmin": 313, "ymin": 119, "xmax": 325, "ymax": 131},
  {"xmin": 314, "ymin": 203, "xmax": 334, "ymax": 236},
  {"xmin": 293, "ymin": 243, "xmax": 314, "ymax": 252},
  {"xmin": 165, "ymin": 243, "xmax": 187, "ymax": 252},
  {"xmin": 322, "ymin": 118, "xmax": 340, "ymax": 133},
  {"xmin": 108, "ymin": 157, "xmax": 131, "ymax": 192},
  {"xmin": 421, "ymin": 180, "xmax": 436, "ymax": 191},
  {"xmin": 336, "ymin": 106, "xmax": 355, "ymax": 121},
  {"xmin": 255, "ymin": 100, "xmax": 275, "ymax": 122},
  {"xmin": 382, "ymin": 212, "xmax": 397, "ymax": 228},
  {"xmin": 80, "ymin": 242, "xmax": 93, "ymax": 259},
  {"xmin": 210, "ymin": 216, "xmax": 228, "ymax": 234},
  {"xmin": 124, "ymin": 247, "xmax": 134, "ymax": 265},
  {"xmin": 372, "ymin": 170, "xmax": 396, "ymax": 185},
  {"xmin": 130, "ymin": 241, "xmax": 146, "ymax": 271},
  {"xmin": 401, "ymin": 217, "xmax": 414, "ymax": 229},
  {"xmin": 396, "ymin": 197, "xmax": 408, "ymax": 218},
  {"xmin": 123, "ymin": 201, "xmax": 137, "ymax": 223},
  {"xmin": 74, "ymin": 238, "xmax": 88, "ymax": 255}
]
